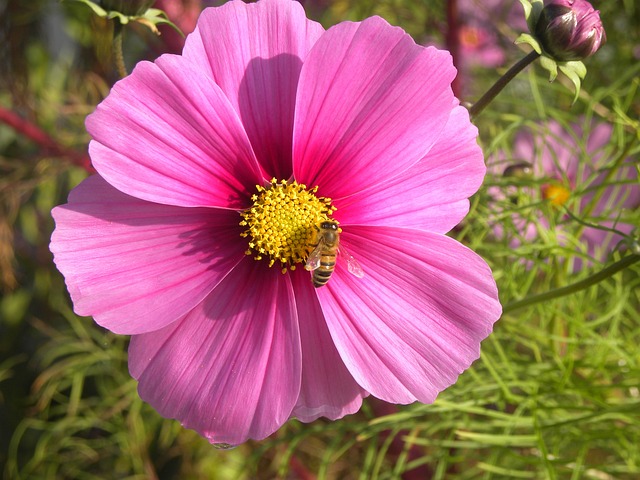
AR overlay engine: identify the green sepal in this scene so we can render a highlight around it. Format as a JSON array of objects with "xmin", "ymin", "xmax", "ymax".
[
  {"xmin": 536, "ymin": 54, "xmax": 587, "ymax": 102},
  {"xmin": 104, "ymin": 9, "xmax": 182, "ymax": 36},
  {"xmin": 539, "ymin": 54, "xmax": 559, "ymax": 82},
  {"xmin": 518, "ymin": 0, "xmax": 544, "ymax": 33},
  {"xmin": 67, "ymin": 0, "xmax": 109, "ymax": 17},
  {"xmin": 64, "ymin": 0, "xmax": 183, "ymax": 36},
  {"xmin": 124, "ymin": 8, "xmax": 183, "ymax": 36},
  {"xmin": 562, "ymin": 60, "xmax": 587, "ymax": 79},
  {"xmin": 558, "ymin": 60, "xmax": 587, "ymax": 103},
  {"xmin": 515, "ymin": 33, "xmax": 542, "ymax": 55}
]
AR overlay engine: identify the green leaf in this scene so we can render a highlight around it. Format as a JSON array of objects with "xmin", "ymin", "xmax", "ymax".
[
  {"xmin": 64, "ymin": 0, "xmax": 108, "ymax": 17},
  {"xmin": 519, "ymin": 0, "xmax": 532, "ymax": 21},
  {"xmin": 559, "ymin": 62, "xmax": 587, "ymax": 103},
  {"xmin": 518, "ymin": 0, "xmax": 544, "ymax": 33},
  {"xmin": 0, "ymin": 291, "xmax": 32, "ymax": 326},
  {"xmin": 515, "ymin": 33, "xmax": 542, "ymax": 55},
  {"xmin": 63, "ymin": 0, "xmax": 182, "ymax": 36},
  {"xmin": 106, "ymin": 11, "xmax": 131, "ymax": 24},
  {"xmin": 563, "ymin": 60, "xmax": 587, "ymax": 79},
  {"xmin": 539, "ymin": 54, "xmax": 559, "ymax": 81},
  {"xmin": 455, "ymin": 430, "xmax": 538, "ymax": 447},
  {"xmin": 142, "ymin": 8, "xmax": 184, "ymax": 36}
]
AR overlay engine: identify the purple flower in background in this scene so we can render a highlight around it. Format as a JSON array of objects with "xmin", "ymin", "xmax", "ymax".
[
  {"xmin": 456, "ymin": 0, "xmax": 527, "ymax": 68},
  {"xmin": 535, "ymin": 0, "xmax": 606, "ymax": 61},
  {"xmin": 155, "ymin": 0, "xmax": 203, "ymax": 53},
  {"xmin": 458, "ymin": 24, "xmax": 506, "ymax": 69},
  {"xmin": 490, "ymin": 121, "xmax": 639, "ymax": 269},
  {"xmin": 51, "ymin": 0, "xmax": 501, "ymax": 446},
  {"xmin": 429, "ymin": 0, "xmax": 526, "ymax": 97}
]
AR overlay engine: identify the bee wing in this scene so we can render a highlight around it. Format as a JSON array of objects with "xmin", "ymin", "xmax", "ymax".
[
  {"xmin": 339, "ymin": 245, "xmax": 364, "ymax": 278},
  {"xmin": 305, "ymin": 239, "xmax": 325, "ymax": 271}
]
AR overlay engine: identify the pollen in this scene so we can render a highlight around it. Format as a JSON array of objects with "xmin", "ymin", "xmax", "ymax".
[
  {"xmin": 240, "ymin": 179, "xmax": 337, "ymax": 272},
  {"xmin": 542, "ymin": 183, "xmax": 571, "ymax": 207}
]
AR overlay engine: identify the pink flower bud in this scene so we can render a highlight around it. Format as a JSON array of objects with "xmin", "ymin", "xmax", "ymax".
[{"xmin": 535, "ymin": 0, "xmax": 605, "ymax": 61}]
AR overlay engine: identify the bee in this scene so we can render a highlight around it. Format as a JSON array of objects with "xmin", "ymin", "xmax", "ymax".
[{"xmin": 305, "ymin": 221, "xmax": 364, "ymax": 288}]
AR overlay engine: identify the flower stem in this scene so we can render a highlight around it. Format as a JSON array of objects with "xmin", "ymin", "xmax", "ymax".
[
  {"xmin": 445, "ymin": 0, "xmax": 462, "ymax": 99},
  {"xmin": 113, "ymin": 21, "xmax": 128, "ymax": 78},
  {"xmin": 502, "ymin": 254, "xmax": 640, "ymax": 314},
  {"xmin": 468, "ymin": 50, "xmax": 540, "ymax": 119}
]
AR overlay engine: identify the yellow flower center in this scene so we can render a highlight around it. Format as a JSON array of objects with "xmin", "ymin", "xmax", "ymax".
[
  {"xmin": 240, "ymin": 178, "xmax": 337, "ymax": 273},
  {"xmin": 542, "ymin": 183, "xmax": 571, "ymax": 207},
  {"xmin": 460, "ymin": 26, "xmax": 481, "ymax": 48}
]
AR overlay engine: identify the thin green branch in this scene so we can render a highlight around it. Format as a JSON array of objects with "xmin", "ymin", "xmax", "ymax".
[
  {"xmin": 502, "ymin": 254, "xmax": 640, "ymax": 314},
  {"xmin": 112, "ymin": 21, "xmax": 128, "ymax": 78},
  {"xmin": 469, "ymin": 51, "xmax": 540, "ymax": 119}
]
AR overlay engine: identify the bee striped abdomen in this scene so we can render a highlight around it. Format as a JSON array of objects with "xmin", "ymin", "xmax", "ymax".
[
  {"xmin": 305, "ymin": 220, "xmax": 340, "ymax": 288},
  {"xmin": 312, "ymin": 252, "xmax": 337, "ymax": 287}
]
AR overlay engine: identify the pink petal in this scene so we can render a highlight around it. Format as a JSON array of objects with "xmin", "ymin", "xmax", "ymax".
[
  {"xmin": 293, "ymin": 16, "xmax": 457, "ymax": 199},
  {"xmin": 183, "ymin": 0, "xmax": 325, "ymax": 179},
  {"xmin": 129, "ymin": 258, "xmax": 302, "ymax": 446},
  {"xmin": 289, "ymin": 268, "xmax": 367, "ymax": 422},
  {"xmin": 86, "ymin": 54, "xmax": 263, "ymax": 209},
  {"xmin": 317, "ymin": 226, "xmax": 501, "ymax": 404},
  {"xmin": 50, "ymin": 175, "xmax": 246, "ymax": 335},
  {"xmin": 336, "ymin": 106, "xmax": 484, "ymax": 233}
]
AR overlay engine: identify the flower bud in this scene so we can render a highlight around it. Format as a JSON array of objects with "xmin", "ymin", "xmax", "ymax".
[
  {"xmin": 100, "ymin": 0, "xmax": 155, "ymax": 16},
  {"xmin": 534, "ymin": 0, "xmax": 605, "ymax": 61}
]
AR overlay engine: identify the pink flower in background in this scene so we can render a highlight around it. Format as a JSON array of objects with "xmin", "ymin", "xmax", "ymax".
[
  {"xmin": 455, "ymin": 0, "xmax": 526, "ymax": 69},
  {"xmin": 155, "ymin": 0, "xmax": 203, "ymax": 53},
  {"xmin": 457, "ymin": 24, "xmax": 506, "ymax": 68},
  {"xmin": 50, "ymin": 0, "xmax": 501, "ymax": 446},
  {"xmin": 431, "ymin": 0, "xmax": 527, "ymax": 97},
  {"xmin": 489, "ymin": 120, "xmax": 639, "ymax": 268}
]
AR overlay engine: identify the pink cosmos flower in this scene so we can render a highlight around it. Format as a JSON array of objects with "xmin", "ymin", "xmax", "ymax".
[
  {"xmin": 489, "ymin": 120, "xmax": 639, "ymax": 269},
  {"xmin": 50, "ymin": 0, "xmax": 501, "ymax": 446}
]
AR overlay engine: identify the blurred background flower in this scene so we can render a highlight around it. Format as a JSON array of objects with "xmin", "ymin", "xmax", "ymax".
[
  {"xmin": 456, "ymin": 0, "xmax": 527, "ymax": 68},
  {"xmin": 424, "ymin": 0, "xmax": 527, "ymax": 98},
  {"xmin": 488, "ymin": 120, "xmax": 640, "ymax": 270}
]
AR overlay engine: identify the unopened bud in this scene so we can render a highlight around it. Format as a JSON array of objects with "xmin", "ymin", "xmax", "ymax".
[{"xmin": 534, "ymin": 0, "xmax": 605, "ymax": 61}]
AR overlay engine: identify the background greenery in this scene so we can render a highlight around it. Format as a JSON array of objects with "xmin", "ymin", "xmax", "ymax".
[{"xmin": 1, "ymin": 0, "xmax": 638, "ymax": 478}]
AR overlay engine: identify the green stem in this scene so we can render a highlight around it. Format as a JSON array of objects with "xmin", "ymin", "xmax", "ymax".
[
  {"xmin": 113, "ymin": 21, "xmax": 128, "ymax": 78},
  {"xmin": 469, "ymin": 51, "xmax": 540, "ymax": 119},
  {"xmin": 502, "ymin": 254, "xmax": 640, "ymax": 314}
]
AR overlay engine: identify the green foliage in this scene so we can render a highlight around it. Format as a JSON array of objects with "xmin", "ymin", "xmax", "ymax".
[
  {"xmin": 1, "ymin": 0, "xmax": 639, "ymax": 479},
  {"xmin": 66, "ymin": 0, "xmax": 181, "ymax": 36}
]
